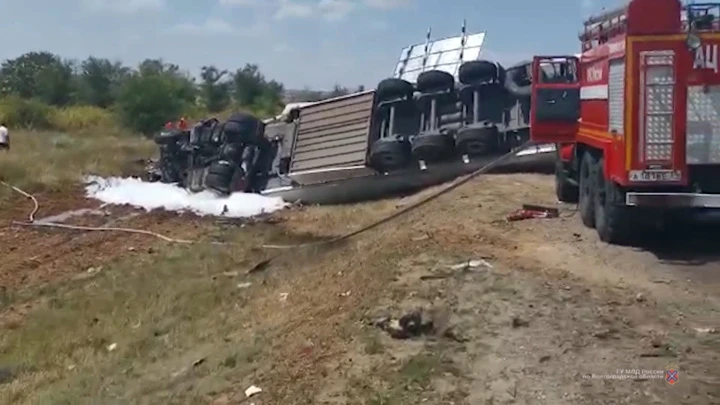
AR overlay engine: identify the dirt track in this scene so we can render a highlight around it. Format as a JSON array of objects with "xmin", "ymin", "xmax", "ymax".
[{"xmin": 1, "ymin": 173, "xmax": 719, "ymax": 404}]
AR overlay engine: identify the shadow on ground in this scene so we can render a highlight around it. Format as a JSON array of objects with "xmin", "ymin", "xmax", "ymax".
[{"xmin": 636, "ymin": 223, "xmax": 720, "ymax": 267}]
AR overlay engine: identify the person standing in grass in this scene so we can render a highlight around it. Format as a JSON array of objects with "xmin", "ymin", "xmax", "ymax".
[{"xmin": 0, "ymin": 123, "xmax": 8, "ymax": 152}]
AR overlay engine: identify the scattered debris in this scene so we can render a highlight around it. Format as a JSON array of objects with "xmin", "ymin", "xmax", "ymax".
[
  {"xmin": 279, "ymin": 293, "xmax": 288, "ymax": 302},
  {"xmin": 338, "ymin": 290, "xmax": 351, "ymax": 297},
  {"xmin": 192, "ymin": 357, "xmax": 206, "ymax": 367},
  {"xmin": 373, "ymin": 307, "xmax": 452, "ymax": 340},
  {"xmin": 223, "ymin": 271, "xmax": 240, "ymax": 277},
  {"xmin": 635, "ymin": 293, "xmax": 646, "ymax": 302},
  {"xmin": 411, "ymin": 233, "xmax": 430, "ymax": 241},
  {"xmin": 449, "ymin": 259, "xmax": 492, "ymax": 271},
  {"xmin": 592, "ymin": 329, "xmax": 618, "ymax": 339},
  {"xmin": 107, "ymin": 343, "xmax": 118, "ymax": 352},
  {"xmin": 639, "ymin": 345, "xmax": 676, "ymax": 358},
  {"xmin": 506, "ymin": 204, "xmax": 560, "ymax": 222},
  {"xmin": 245, "ymin": 385, "xmax": 262, "ymax": 398},
  {"xmin": 693, "ymin": 327, "xmax": 718, "ymax": 334},
  {"xmin": 511, "ymin": 316, "xmax": 529, "ymax": 328},
  {"xmin": 419, "ymin": 274, "xmax": 452, "ymax": 281},
  {"xmin": 421, "ymin": 258, "xmax": 492, "ymax": 280},
  {"xmin": 247, "ymin": 258, "xmax": 272, "ymax": 274},
  {"xmin": 237, "ymin": 282, "xmax": 252, "ymax": 289}
]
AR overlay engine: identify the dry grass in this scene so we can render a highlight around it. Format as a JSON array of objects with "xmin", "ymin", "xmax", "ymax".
[
  {"xmin": 50, "ymin": 106, "xmax": 117, "ymax": 131},
  {"xmin": 0, "ymin": 229, "xmax": 263, "ymax": 405},
  {"xmin": 0, "ymin": 210, "xmax": 428, "ymax": 404},
  {"xmin": 0, "ymin": 129, "xmax": 155, "ymax": 195}
]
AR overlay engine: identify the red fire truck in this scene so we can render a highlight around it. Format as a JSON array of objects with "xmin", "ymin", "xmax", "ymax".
[{"xmin": 529, "ymin": 0, "xmax": 720, "ymax": 244}]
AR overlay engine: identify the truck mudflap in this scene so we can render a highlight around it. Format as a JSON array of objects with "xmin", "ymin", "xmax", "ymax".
[{"xmin": 625, "ymin": 192, "xmax": 720, "ymax": 208}]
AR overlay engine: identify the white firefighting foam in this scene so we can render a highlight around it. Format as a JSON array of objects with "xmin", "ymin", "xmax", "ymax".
[{"xmin": 84, "ymin": 176, "xmax": 288, "ymax": 218}]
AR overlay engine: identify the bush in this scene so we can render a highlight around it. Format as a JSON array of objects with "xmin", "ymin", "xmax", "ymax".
[
  {"xmin": 51, "ymin": 106, "xmax": 116, "ymax": 131},
  {"xmin": 0, "ymin": 96, "xmax": 55, "ymax": 129},
  {"xmin": 116, "ymin": 73, "xmax": 194, "ymax": 135},
  {"xmin": 0, "ymin": 98, "xmax": 117, "ymax": 131}
]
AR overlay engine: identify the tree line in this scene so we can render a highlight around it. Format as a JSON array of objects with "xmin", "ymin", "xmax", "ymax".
[{"xmin": 0, "ymin": 51, "xmax": 360, "ymax": 134}]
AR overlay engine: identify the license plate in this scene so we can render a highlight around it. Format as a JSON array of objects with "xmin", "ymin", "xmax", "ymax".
[{"xmin": 629, "ymin": 170, "xmax": 681, "ymax": 182}]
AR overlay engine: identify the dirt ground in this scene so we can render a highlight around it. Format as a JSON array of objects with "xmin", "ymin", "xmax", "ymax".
[{"xmin": 0, "ymin": 173, "xmax": 718, "ymax": 404}]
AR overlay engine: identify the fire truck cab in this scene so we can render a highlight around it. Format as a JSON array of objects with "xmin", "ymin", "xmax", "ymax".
[{"xmin": 529, "ymin": 0, "xmax": 720, "ymax": 244}]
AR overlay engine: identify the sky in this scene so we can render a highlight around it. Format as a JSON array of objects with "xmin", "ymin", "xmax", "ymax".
[{"xmin": 0, "ymin": 0, "xmax": 626, "ymax": 90}]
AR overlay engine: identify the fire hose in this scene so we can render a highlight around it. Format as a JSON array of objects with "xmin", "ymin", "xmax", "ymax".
[{"xmin": 3, "ymin": 140, "xmax": 552, "ymax": 250}]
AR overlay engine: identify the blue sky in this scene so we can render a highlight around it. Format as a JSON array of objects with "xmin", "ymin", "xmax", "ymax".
[{"xmin": 0, "ymin": 0, "xmax": 625, "ymax": 90}]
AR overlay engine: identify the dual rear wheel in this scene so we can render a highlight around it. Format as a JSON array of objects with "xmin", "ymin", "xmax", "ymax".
[{"xmin": 558, "ymin": 151, "xmax": 633, "ymax": 244}]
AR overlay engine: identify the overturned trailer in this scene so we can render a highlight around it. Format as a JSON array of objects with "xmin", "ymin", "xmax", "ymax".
[{"xmin": 149, "ymin": 29, "xmax": 558, "ymax": 204}]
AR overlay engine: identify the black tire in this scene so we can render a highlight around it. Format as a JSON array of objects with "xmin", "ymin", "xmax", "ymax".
[
  {"xmin": 458, "ymin": 60, "xmax": 502, "ymax": 85},
  {"xmin": 224, "ymin": 113, "xmax": 264, "ymax": 144},
  {"xmin": 416, "ymin": 70, "xmax": 455, "ymax": 93},
  {"xmin": 154, "ymin": 130, "xmax": 187, "ymax": 145},
  {"xmin": 578, "ymin": 152, "xmax": 597, "ymax": 228},
  {"xmin": 411, "ymin": 132, "xmax": 455, "ymax": 162},
  {"xmin": 205, "ymin": 172, "xmax": 230, "ymax": 194},
  {"xmin": 376, "ymin": 78, "xmax": 414, "ymax": 102},
  {"xmin": 208, "ymin": 160, "xmax": 235, "ymax": 176},
  {"xmin": 594, "ymin": 157, "xmax": 634, "ymax": 244},
  {"xmin": 555, "ymin": 155, "xmax": 579, "ymax": 203},
  {"xmin": 455, "ymin": 125, "xmax": 497, "ymax": 156},
  {"xmin": 206, "ymin": 160, "xmax": 236, "ymax": 194},
  {"xmin": 368, "ymin": 138, "xmax": 411, "ymax": 172},
  {"xmin": 220, "ymin": 143, "xmax": 241, "ymax": 160},
  {"xmin": 206, "ymin": 160, "xmax": 238, "ymax": 192}
]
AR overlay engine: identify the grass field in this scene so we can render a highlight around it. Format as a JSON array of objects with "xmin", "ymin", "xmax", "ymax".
[{"xmin": 0, "ymin": 129, "xmax": 154, "ymax": 197}]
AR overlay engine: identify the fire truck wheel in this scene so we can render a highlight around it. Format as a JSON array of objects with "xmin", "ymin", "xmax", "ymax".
[
  {"xmin": 376, "ymin": 78, "xmax": 414, "ymax": 102},
  {"xmin": 594, "ymin": 158, "xmax": 633, "ymax": 245},
  {"xmin": 578, "ymin": 152, "xmax": 597, "ymax": 228},
  {"xmin": 416, "ymin": 70, "xmax": 455, "ymax": 93},
  {"xmin": 554, "ymin": 157, "xmax": 578, "ymax": 203}
]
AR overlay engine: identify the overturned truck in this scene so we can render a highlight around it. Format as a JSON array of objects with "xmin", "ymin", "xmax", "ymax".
[{"xmin": 149, "ymin": 33, "xmax": 560, "ymax": 204}]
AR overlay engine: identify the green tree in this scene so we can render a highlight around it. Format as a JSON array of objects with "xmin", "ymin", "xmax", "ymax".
[
  {"xmin": 257, "ymin": 79, "xmax": 284, "ymax": 113},
  {"xmin": 0, "ymin": 51, "xmax": 74, "ymax": 105},
  {"xmin": 35, "ymin": 59, "xmax": 74, "ymax": 105},
  {"xmin": 116, "ymin": 60, "xmax": 197, "ymax": 134},
  {"xmin": 199, "ymin": 65, "xmax": 231, "ymax": 113},
  {"xmin": 232, "ymin": 63, "xmax": 265, "ymax": 106},
  {"xmin": 76, "ymin": 57, "xmax": 131, "ymax": 108}
]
